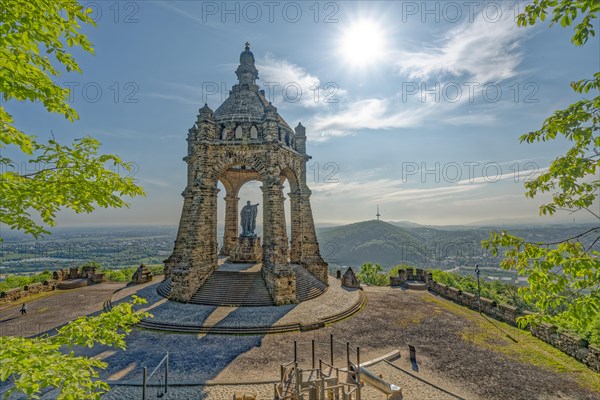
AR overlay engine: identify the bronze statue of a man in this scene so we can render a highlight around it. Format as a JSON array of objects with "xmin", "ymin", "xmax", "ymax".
[{"xmin": 240, "ymin": 201, "xmax": 259, "ymax": 237}]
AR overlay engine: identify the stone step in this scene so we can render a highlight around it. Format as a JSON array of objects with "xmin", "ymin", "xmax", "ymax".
[
  {"xmin": 189, "ymin": 271, "xmax": 275, "ymax": 306},
  {"xmin": 293, "ymin": 265, "xmax": 327, "ymax": 302},
  {"xmin": 157, "ymin": 266, "xmax": 328, "ymax": 306}
]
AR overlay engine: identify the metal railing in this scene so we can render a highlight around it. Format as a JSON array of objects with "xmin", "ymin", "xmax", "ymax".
[
  {"xmin": 273, "ymin": 335, "xmax": 362, "ymax": 400},
  {"xmin": 142, "ymin": 352, "xmax": 169, "ymax": 400}
]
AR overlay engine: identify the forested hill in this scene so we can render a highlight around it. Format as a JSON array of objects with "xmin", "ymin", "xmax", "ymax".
[
  {"xmin": 317, "ymin": 220, "xmax": 599, "ymax": 269},
  {"xmin": 316, "ymin": 220, "xmax": 425, "ymax": 267}
]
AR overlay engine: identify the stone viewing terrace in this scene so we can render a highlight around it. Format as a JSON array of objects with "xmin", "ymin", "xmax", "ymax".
[{"xmin": 1, "ymin": 272, "xmax": 599, "ymax": 399}]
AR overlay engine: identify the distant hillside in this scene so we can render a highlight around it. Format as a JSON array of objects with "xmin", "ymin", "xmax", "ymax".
[
  {"xmin": 317, "ymin": 220, "xmax": 425, "ymax": 268},
  {"xmin": 316, "ymin": 220, "xmax": 599, "ymax": 272}
]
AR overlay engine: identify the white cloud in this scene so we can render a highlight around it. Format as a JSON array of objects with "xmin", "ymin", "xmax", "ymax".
[
  {"xmin": 143, "ymin": 92, "xmax": 197, "ymax": 106},
  {"xmin": 394, "ymin": 8, "xmax": 528, "ymax": 82},
  {"xmin": 141, "ymin": 178, "xmax": 172, "ymax": 188},
  {"xmin": 257, "ymin": 54, "xmax": 346, "ymax": 109},
  {"xmin": 456, "ymin": 166, "xmax": 549, "ymax": 185},
  {"xmin": 310, "ymin": 98, "xmax": 430, "ymax": 135},
  {"xmin": 312, "ymin": 175, "xmax": 483, "ymax": 205},
  {"xmin": 303, "ymin": 9, "xmax": 533, "ymax": 141}
]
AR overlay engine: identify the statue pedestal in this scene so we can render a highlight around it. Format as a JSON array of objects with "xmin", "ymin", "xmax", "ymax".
[{"xmin": 229, "ymin": 236, "xmax": 262, "ymax": 263}]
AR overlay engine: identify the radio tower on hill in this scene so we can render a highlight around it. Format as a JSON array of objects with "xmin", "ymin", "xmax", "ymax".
[{"xmin": 376, "ymin": 205, "xmax": 381, "ymax": 221}]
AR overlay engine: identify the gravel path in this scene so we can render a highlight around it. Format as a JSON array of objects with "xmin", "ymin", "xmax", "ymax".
[
  {"xmin": 0, "ymin": 280, "xmax": 156, "ymax": 338},
  {"xmin": 101, "ymin": 384, "xmax": 275, "ymax": 400}
]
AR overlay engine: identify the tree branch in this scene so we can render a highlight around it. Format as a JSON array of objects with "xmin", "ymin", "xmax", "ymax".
[
  {"xmin": 523, "ymin": 226, "xmax": 600, "ymax": 245},
  {"xmin": 585, "ymin": 235, "xmax": 600, "ymax": 254}
]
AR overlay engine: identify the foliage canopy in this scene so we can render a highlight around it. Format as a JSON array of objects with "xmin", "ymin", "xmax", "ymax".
[
  {"xmin": 483, "ymin": 0, "xmax": 599, "ymax": 331},
  {"xmin": 0, "ymin": 0, "xmax": 144, "ymax": 240}
]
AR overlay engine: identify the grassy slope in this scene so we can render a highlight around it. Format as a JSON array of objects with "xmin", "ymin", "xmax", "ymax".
[{"xmin": 424, "ymin": 294, "xmax": 600, "ymax": 393}]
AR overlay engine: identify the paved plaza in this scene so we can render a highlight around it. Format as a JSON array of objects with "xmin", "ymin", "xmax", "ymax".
[{"xmin": 2, "ymin": 282, "xmax": 599, "ymax": 400}]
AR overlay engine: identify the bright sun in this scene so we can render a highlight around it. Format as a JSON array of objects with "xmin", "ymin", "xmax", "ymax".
[{"xmin": 339, "ymin": 20, "xmax": 387, "ymax": 69}]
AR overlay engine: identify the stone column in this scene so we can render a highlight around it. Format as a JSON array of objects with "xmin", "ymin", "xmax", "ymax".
[
  {"xmin": 261, "ymin": 178, "xmax": 288, "ymax": 265},
  {"xmin": 170, "ymin": 184, "xmax": 220, "ymax": 302},
  {"xmin": 220, "ymin": 193, "xmax": 239, "ymax": 256},
  {"xmin": 261, "ymin": 177, "xmax": 296, "ymax": 305},
  {"xmin": 164, "ymin": 191, "xmax": 193, "ymax": 278},
  {"xmin": 297, "ymin": 187, "xmax": 328, "ymax": 284},
  {"xmin": 288, "ymin": 190, "xmax": 302, "ymax": 263}
]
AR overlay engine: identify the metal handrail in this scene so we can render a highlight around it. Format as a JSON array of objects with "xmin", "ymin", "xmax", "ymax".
[{"xmin": 142, "ymin": 352, "xmax": 169, "ymax": 400}]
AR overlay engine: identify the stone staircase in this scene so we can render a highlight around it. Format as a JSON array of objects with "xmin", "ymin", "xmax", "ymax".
[
  {"xmin": 190, "ymin": 271, "xmax": 275, "ymax": 306},
  {"xmin": 292, "ymin": 265, "xmax": 328, "ymax": 302},
  {"xmin": 156, "ymin": 278, "xmax": 172, "ymax": 298},
  {"xmin": 156, "ymin": 264, "xmax": 327, "ymax": 306}
]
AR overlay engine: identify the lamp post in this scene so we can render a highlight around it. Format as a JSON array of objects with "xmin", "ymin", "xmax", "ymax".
[{"xmin": 475, "ymin": 264, "xmax": 481, "ymax": 313}]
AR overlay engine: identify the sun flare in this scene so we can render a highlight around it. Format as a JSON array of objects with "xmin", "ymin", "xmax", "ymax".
[{"xmin": 339, "ymin": 20, "xmax": 387, "ymax": 69}]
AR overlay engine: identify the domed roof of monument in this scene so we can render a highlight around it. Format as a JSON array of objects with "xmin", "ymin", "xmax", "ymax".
[{"xmin": 213, "ymin": 43, "xmax": 292, "ymax": 131}]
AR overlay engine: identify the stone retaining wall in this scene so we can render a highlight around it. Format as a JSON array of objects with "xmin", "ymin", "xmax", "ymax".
[
  {"xmin": 390, "ymin": 267, "xmax": 600, "ymax": 372},
  {"xmin": 0, "ymin": 266, "xmax": 104, "ymax": 305},
  {"xmin": 53, "ymin": 266, "xmax": 105, "ymax": 283},
  {"xmin": 0, "ymin": 279, "xmax": 57, "ymax": 304}
]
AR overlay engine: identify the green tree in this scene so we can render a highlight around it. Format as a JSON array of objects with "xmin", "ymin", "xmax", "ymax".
[
  {"xmin": 0, "ymin": 296, "xmax": 151, "ymax": 399},
  {"xmin": 1, "ymin": 0, "xmax": 145, "ymax": 239},
  {"xmin": 0, "ymin": 1, "xmax": 147, "ymax": 398},
  {"xmin": 357, "ymin": 263, "xmax": 388, "ymax": 286},
  {"xmin": 483, "ymin": 0, "xmax": 599, "ymax": 332}
]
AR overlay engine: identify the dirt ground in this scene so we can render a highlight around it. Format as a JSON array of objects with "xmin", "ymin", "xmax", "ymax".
[
  {"xmin": 211, "ymin": 287, "xmax": 600, "ymax": 400},
  {"xmin": 1, "ymin": 282, "xmax": 599, "ymax": 400}
]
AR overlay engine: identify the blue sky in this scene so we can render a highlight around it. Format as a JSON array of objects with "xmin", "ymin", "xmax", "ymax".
[{"xmin": 5, "ymin": 1, "xmax": 600, "ymax": 228}]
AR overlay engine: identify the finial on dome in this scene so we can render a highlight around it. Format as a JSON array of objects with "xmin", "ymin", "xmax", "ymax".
[
  {"xmin": 198, "ymin": 103, "xmax": 214, "ymax": 122},
  {"xmin": 199, "ymin": 103, "xmax": 213, "ymax": 113},
  {"xmin": 236, "ymin": 43, "xmax": 259, "ymax": 85},
  {"xmin": 264, "ymin": 101, "xmax": 278, "ymax": 119}
]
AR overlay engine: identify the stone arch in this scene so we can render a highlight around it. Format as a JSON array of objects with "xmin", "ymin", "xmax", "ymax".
[
  {"xmin": 279, "ymin": 166, "xmax": 300, "ymax": 193},
  {"xmin": 210, "ymin": 150, "xmax": 270, "ymax": 184},
  {"xmin": 218, "ymin": 174, "xmax": 235, "ymax": 196}
]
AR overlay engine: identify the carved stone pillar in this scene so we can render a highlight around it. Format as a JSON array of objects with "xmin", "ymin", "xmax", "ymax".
[
  {"xmin": 288, "ymin": 191, "xmax": 302, "ymax": 263},
  {"xmin": 297, "ymin": 187, "xmax": 328, "ymax": 284},
  {"xmin": 261, "ymin": 177, "xmax": 295, "ymax": 305},
  {"xmin": 261, "ymin": 178, "xmax": 289, "ymax": 266},
  {"xmin": 220, "ymin": 193, "xmax": 239, "ymax": 256},
  {"xmin": 170, "ymin": 184, "xmax": 220, "ymax": 302},
  {"xmin": 164, "ymin": 190, "xmax": 193, "ymax": 279}
]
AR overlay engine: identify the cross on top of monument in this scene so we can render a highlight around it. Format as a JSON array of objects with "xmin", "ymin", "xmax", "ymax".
[{"xmin": 245, "ymin": 41, "xmax": 250, "ymax": 51}]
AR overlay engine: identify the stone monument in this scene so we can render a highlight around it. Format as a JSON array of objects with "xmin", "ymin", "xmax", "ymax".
[
  {"xmin": 341, "ymin": 267, "xmax": 361, "ymax": 289},
  {"xmin": 132, "ymin": 264, "xmax": 153, "ymax": 284},
  {"xmin": 229, "ymin": 201, "xmax": 262, "ymax": 262},
  {"xmin": 240, "ymin": 201, "xmax": 259, "ymax": 237},
  {"xmin": 164, "ymin": 43, "xmax": 328, "ymax": 305}
]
